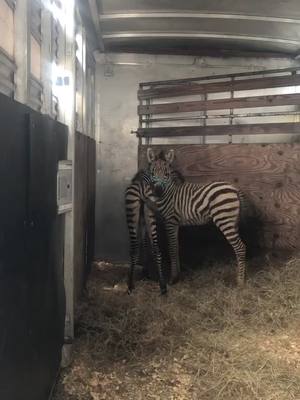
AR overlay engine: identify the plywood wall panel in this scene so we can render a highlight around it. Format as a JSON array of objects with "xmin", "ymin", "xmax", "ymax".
[{"xmin": 139, "ymin": 144, "xmax": 300, "ymax": 251}]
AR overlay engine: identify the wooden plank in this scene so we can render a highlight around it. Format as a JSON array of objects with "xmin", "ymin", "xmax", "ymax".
[
  {"xmin": 138, "ymin": 122, "xmax": 300, "ymax": 138},
  {"xmin": 138, "ymin": 93, "xmax": 300, "ymax": 116},
  {"xmin": 139, "ymin": 144, "xmax": 300, "ymax": 176},
  {"xmin": 138, "ymin": 74, "xmax": 300, "ymax": 100},
  {"xmin": 138, "ymin": 144, "xmax": 300, "ymax": 251}
]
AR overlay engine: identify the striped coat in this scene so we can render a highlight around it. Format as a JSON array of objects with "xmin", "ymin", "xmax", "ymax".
[
  {"xmin": 125, "ymin": 171, "xmax": 167, "ymax": 294},
  {"xmin": 146, "ymin": 149, "xmax": 246, "ymax": 286}
]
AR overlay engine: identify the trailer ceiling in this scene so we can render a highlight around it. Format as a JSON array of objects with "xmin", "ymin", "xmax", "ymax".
[{"xmin": 88, "ymin": 0, "xmax": 300, "ymax": 57}]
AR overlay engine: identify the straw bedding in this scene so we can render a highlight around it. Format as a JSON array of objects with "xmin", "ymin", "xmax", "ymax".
[{"xmin": 53, "ymin": 255, "xmax": 300, "ymax": 400}]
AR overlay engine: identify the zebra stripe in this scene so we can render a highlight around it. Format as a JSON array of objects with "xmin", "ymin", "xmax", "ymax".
[
  {"xmin": 125, "ymin": 171, "xmax": 167, "ymax": 294},
  {"xmin": 147, "ymin": 155, "xmax": 246, "ymax": 286}
]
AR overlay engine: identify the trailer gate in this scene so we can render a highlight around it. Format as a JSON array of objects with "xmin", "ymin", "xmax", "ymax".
[{"xmin": 137, "ymin": 67, "xmax": 300, "ymax": 253}]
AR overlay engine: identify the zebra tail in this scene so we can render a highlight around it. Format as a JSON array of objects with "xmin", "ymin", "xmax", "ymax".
[{"xmin": 238, "ymin": 190, "xmax": 259, "ymax": 222}]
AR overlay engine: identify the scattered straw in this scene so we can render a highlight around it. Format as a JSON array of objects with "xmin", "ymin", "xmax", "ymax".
[{"xmin": 53, "ymin": 256, "xmax": 300, "ymax": 400}]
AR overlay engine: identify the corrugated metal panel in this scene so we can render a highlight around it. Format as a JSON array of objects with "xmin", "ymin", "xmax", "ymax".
[
  {"xmin": 28, "ymin": 75, "xmax": 43, "ymax": 111},
  {"xmin": 96, "ymin": 0, "xmax": 300, "ymax": 56},
  {"xmin": 0, "ymin": 49, "xmax": 15, "ymax": 97}
]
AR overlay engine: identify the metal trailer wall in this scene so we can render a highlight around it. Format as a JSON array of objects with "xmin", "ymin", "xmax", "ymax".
[
  {"xmin": 94, "ymin": 52, "xmax": 300, "ymax": 262},
  {"xmin": 0, "ymin": 0, "xmax": 97, "ymax": 376},
  {"xmin": 74, "ymin": 131, "xmax": 96, "ymax": 300}
]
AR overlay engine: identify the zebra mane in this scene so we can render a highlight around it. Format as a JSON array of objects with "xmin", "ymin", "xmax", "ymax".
[
  {"xmin": 171, "ymin": 169, "xmax": 185, "ymax": 185},
  {"xmin": 131, "ymin": 169, "xmax": 147, "ymax": 183},
  {"xmin": 157, "ymin": 150, "xmax": 165, "ymax": 160}
]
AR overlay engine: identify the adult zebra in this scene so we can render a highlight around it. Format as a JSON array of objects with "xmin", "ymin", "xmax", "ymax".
[
  {"xmin": 125, "ymin": 170, "xmax": 167, "ymax": 295},
  {"xmin": 146, "ymin": 148, "xmax": 246, "ymax": 286}
]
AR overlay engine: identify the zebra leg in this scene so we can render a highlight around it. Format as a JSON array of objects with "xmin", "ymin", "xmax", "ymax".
[
  {"xmin": 127, "ymin": 228, "xmax": 139, "ymax": 293},
  {"xmin": 140, "ymin": 227, "xmax": 150, "ymax": 279},
  {"xmin": 229, "ymin": 236, "xmax": 246, "ymax": 286},
  {"xmin": 144, "ymin": 205, "xmax": 167, "ymax": 295},
  {"xmin": 214, "ymin": 219, "xmax": 246, "ymax": 286},
  {"xmin": 166, "ymin": 223, "xmax": 180, "ymax": 284},
  {"xmin": 126, "ymin": 198, "xmax": 141, "ymax": 294}
]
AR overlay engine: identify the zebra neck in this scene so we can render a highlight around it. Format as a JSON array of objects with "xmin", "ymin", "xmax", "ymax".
[{"xmin": 157, "ymin": 182, "xmax": 176, "ymax": 207}]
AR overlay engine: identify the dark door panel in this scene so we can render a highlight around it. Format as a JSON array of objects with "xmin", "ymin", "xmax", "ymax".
[{"xmin": 0, "ymin": 93, "xmax": 67, "ymax": 400}]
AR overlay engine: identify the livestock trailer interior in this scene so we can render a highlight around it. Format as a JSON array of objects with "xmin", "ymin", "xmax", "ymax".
[{"xmin": 0, "ymin": 1, "xmax": 300, "ymax": 399}]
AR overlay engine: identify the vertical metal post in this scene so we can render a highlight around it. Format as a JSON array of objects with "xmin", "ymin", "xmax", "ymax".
[
  {"xmin": 82, "ymin": 28, "xmax": 87, "ymax": 136},
  {"xmin": 41, "ymin": 0, "xmax": 52, "ymax": 116},
  {"xmin": 229, "ymin": 77, "xmax": 234, "ymax": 144},
  {"xmin": 61, "ymin": 0, "xmax": 76, "ymax": 368},
  {"xmin": 202, "ymin": 92, "xmax": 207, "ymax": 144},
  {"xmin": 14, "ymin": 0, "xmax": 31, "ymax": 105},
  {"xmin": 138, "ymin": 83, "xmax": 143, "ymax": 147},
  {"xmin": 145, "ymin": 85, "xmax": 152, "ymax": 146}
]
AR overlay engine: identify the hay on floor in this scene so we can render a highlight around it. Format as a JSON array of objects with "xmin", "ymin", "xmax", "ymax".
[{"xmin": 53, "ymin": 256, "xmax": 300, "ymax": 400}]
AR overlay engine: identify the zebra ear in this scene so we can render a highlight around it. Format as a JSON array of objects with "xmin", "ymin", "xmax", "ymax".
[
  {"xmin": 165, "ymin": 149, "xmax": 174, "ymax": 164},
  {"xmin": 147, "ymin": 148, "xmax": 155, "ymax": 163}
]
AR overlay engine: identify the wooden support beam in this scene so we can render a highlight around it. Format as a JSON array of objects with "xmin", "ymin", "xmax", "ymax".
[
  {"xmin": 137, "ymin": 122, "xmax": 300, "ymax": 138},
  {"xmin": 138, "ymin": 74, "xmax": 300, "ymax": 100},
  {"xmin": 138, "ymin": 93, "xmax": 300, "ymax": 115}
]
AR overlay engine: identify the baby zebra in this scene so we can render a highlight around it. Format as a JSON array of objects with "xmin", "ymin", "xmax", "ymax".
[
  {"xmin": 125, "ymin": 170, "xmax": 167, "ymax": 295},
  {"xmin": 146, "ymin": 148, "xmax": 246, "ymax": 286}
]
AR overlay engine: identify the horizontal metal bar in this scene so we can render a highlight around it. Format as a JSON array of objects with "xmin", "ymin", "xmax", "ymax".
[
  {"xmin": 29, "ymin": 76, "xmax": 43, "ymax": 110},
  {"xmin": 0, "ymin": 72, "xmax": 14, "ymax": 91},
  {"xmin": 137, "ymin": 122, "xmax": 300, "ymax": 137},
  {"xmin": 31, "ymin": 0, "xmax": 41, "ymax": 8},
  {"xmin": 140, "ymin": 67, "xmax": 300, "ymax": 87},
  {"xmin": 138, "ymin": 74, "xmax": 300, "ymax": 100},
  {"xmin": 141, "ymin": 110, "xmax": 300, "ymax": 123},
  {"xmin": 28, "ymin": 94, "xmax": 42, "ymax": 106},
  {"xmin": 0, "ymin": 49, "xmax": 16, "ymax": 71},
  {"xmin": 31, "ymin": 29, "xmax": 42, "ymax": 45},
  {"xmin": 4, "ymin": 0, "xmax": 16, "ymax": 10},
  {"xmin": 99, "ymin": 12, "xmax": 300, "ymax": 25},
  {"xmin": 0, "ymin": 87, "xmax": 13, "ymax": 97},
  {"xmin": 28, "ymin": 99, "xmax": 42, "ymax": 112},
  {"xmin": 30, "ymin": 75, "xmax": 43, "ymax": 91},
  {"xmin": 31, "ymin": 0, "xmax": 42, "ymax": 44},
  {"xmin": 103, "ymin": 32, "xmax": 300, "ymax": 46}
]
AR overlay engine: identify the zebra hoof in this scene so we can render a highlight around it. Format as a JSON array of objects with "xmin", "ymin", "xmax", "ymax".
[
  {"xmin": 169, "ymin": 275, "xmax": 180, "ymax": 285},
  {"xmin": 127, "ymin": 286, "xmax": 134, "ymax": 295},
  {"xmin": 160, "ymin": 287, "xmax": 168, "ymax": 296}
]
